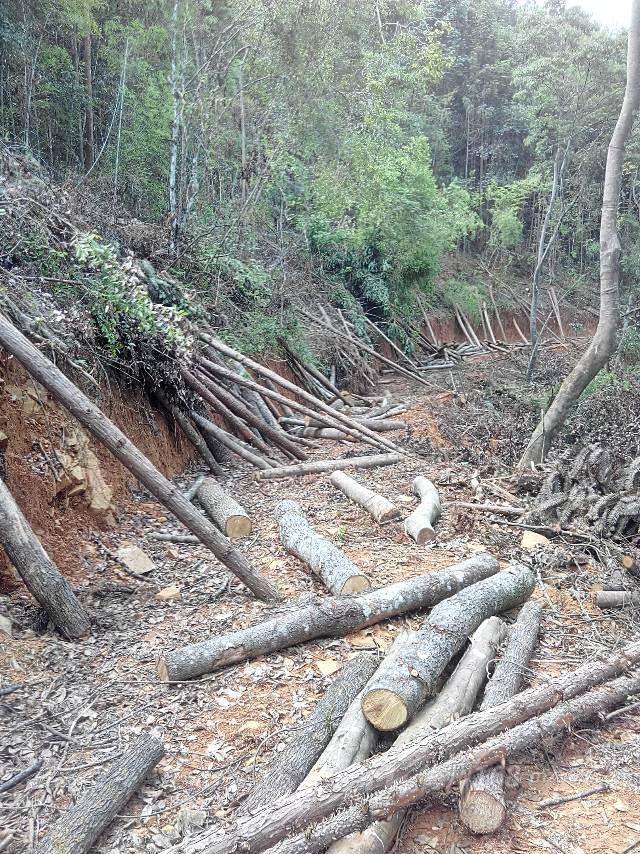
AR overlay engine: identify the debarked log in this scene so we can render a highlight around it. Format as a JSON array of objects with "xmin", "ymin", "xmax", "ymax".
[
  {"xmin": 360, "ymin": 565, "xmax": 535, "ymax": 731},
  {"xmin": 329, "ymin": 471, "xmax": 401, "ymax": 524},
  {"xmin": 276, "ymin": 499, "xmax": 369, "ymax": 594},
  {"xmin": 157, "ymin": 553, "xmax": 499, "ymax": 682}
]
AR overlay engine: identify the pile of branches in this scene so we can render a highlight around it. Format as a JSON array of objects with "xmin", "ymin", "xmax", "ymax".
[{"xmin": 525, "ymin": 443, "xmax": 640, "ymax": 539}]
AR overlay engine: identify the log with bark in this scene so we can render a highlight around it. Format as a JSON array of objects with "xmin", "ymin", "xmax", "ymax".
[
  {"xmin": 329, "ymin": 471, "xmax": 401, "ymax": 524},
  {"xmin": 256, "ymin": 453, "xmax": 403, "ymax": 481},
  {"xmin": 154, "ymin": 389, "xmax": 223, "ymax": 476},
  {"xmin": 0, "ymin": 476, "xmax": 90, "ymax": 638},
  {"xmin": 192, "ymin": 412, "xmax": 274, "ymax": 470},
  {"xmin": 276, "ymin": 499, "xmax": 370, "ymax": 594},
  {"xmin": 36, "ymin": 734, "xmax": 164, "ymax": 854},
  {"xmin": 157, "ymin": 553, "xmax": 499, "ymax": 682},
  {"xmin": 459, "ymin": 599, "xmax": 542, "ymax": 834},
  {"xmin": 197, "ymin": 478, "xmax": 252, "ymax": 539},
  {"xmin": 0, "ymin": 314, "xmax": 278, "ymax": 602},
  {"xmin": 596, "ymin": 590, "xmax": 640, "ymax": 608},
  {"xmin": 332, "ymin": 617, "xmax": 505, "ymax": 854},
  {"xmin": 360, "ymin": 565, "xmax": 535, "ymax": 731},
  {"xmin": 243, "ymin": 654, "xmax": 378, "ymax": 813},
  {"xmin": 291, "ymin": 427, "xmax": 355, "ymax": 442},
  {"xmin": 167, "ymin": 640, "xmax": 640, "ymax": 854},
  {"xmin": 404, "ymin": 476, "xmax": 441, "ymax": 544}
]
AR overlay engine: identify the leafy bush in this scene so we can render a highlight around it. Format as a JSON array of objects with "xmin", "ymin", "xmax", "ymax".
[{"xmin": 441, "ymin": 276, "xmax": 482, "ymax": 321}]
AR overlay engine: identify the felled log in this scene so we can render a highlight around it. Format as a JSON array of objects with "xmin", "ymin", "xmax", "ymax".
[
  {"xmin": 244, "ymin": 654, "xmax": 378, "ymax": 813},
  {"xmin": 0, "ymin": 476, "xmax": 90, "ymax": 638},
  {"xmin": 459, "ymin": 600, "xmax": 542, "ymax": 834},
  {"xmin": 292, "ymin": 427, "xmax": 355, "ymax": 442},
  {"xmin": 360, "ymin": 565, "xmax": 535, "ymax": 730},
  {"xmin": 154, "ymin": 389, "xmax": 222, "ymax": 476},
  {"xmin": 192, "ymin": 412, "xmax": 274, "ymax": 470},
  {"xmin": 333, "ymin": 617, "xmax": 505, "ymax": 854},
  {"xmin": 199, "ymin": 335, "xmax": 402, "ymax": 452},
  {"xmin": 256, "ymin": 453, "xmax": 403, "ymax": 481},
  {"xmin": 261, "ymin": 669, "xmax": 640, "ymax": 854},
  {"xmin": 404, "ymin": 476, "xmax": 441, "ymax": 544},
  {"xmin": 276, "ymin": 500, "xmax": 369, "ymax": 594},
  {"xmin": 175, "ymin": 642, "xmax": 640, "ymax": 854},
  {"xmin": 596, "ymin": 590, "xmax": 640, "ymax": 608},
  {"xmin": 35, "ymin": 734, "xmax": 164, "ymax": 854},
  {"xmin": 302, "ymin": 688, "xmax": 377, "ymax": 789},
  {"xmin": 0, "ymin": 314, "xmax": 278, "ymax": 603},
  {"xmin": 157, "ymin": 553, "xmax": 499, "ymax": 682},
  {"xmin": 196, "ymin": 478, "xmax": 252, "ymax": 539},
  {"xmin": 329, "ymin": 471, "xmax": 400, "ymax": 524}
]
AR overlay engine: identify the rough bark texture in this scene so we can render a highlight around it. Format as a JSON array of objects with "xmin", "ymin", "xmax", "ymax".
[
  {"xmin": 303, "ymin": 688, "xmax": 378, "ymax": 789},
  {"xmin": 333, "ymin": 617, "xmax": 505, "ymax": 854},
  {"xmin": 243, "ymin": 655, "xmax": 378, "ymax": 812},
  {"xmin": 459, "ymin": 600, "xmax": 542, "ymax": 834},
  {"xmin": 256, "ymin": 454, "xmax": 403, "ymax": 481},
  {"xmin": 157, "ymin": 553, "xmax": 499, "ymax": 682},
  {"xmin": 296, "ymin": 427, "xmax": 355, "ymax": 441},
  {"xmin": 197, "ymin": 478, "xmax": 252, "ymax": 539},
  {"xmin": 329, "ymin": 471, "xmax": 401, "ymax": 524},
  {"xmin": 519, "ymin": 0, "xmax": 640, "ymax": 465},
  {"xmin": 192, "ymin": 411, "xmax": 274, "ymax": 470},
  {"xmin": 248, "ymin": 670, "xmax": 640, "ymax": 854},
  {"xmin": 0, "ymin": 476, "xmax": 90, "ymax": 638},
  {"xmin": 167, "ymin": 643, "xmax": 640, "ymax": 854},
  {"xmin": 276, "ymin": 499, "xmax": 370, "ymax": 594},
  {"xmin": 361, "ymin": 565, "xmax": 535, "ymax": 731},
  {"xmin": 404, "ymin": 477, "xmax": 441, "ymax": 544},
  {"xmin": 154, "ymin": 389, "xmax": 222, "ymax": 476},
  {"xmin": 0, "ymin": 313, "xmax": 278, "ymax": 603},
  {"xmin": 36, "ymin": 734, "xmax": 164, "ymax": 854}
]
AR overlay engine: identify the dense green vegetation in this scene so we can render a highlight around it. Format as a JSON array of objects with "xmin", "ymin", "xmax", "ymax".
[{"xmin": 1, "ymin": 0, "xmax": 638, "ymax": 346}]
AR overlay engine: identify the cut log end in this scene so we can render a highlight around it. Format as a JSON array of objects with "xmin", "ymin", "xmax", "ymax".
[
  {"xmin": 340, "ymin": 575, "xmax": 371, "ymax": 594},
  {"xmin": 225, "ymin": 515, "xmax": 253, "ymax": 539},
  {"xmin": 406, "ymin": 522, "xmax": 436, "ymax": 545},
  {"xmin": 360, "ymin": 688, "xmax": 407, "ymax": 731},
  {"xmin": 459, "ymin": 787, "xmax": 506, "ymax": 834}
]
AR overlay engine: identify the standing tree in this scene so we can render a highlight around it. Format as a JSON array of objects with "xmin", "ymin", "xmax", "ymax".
[{"xmin": 520, "ymin": 0, "xmax": 640, "ymax": 467}]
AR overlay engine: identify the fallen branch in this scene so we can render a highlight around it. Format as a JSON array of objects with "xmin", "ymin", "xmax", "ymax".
[
  {"xmin": 596, "ymin": 591, "xmax": 640, "ymax": 608},
  {"xmin": 0, "ymin": 758, "xmax": 43, "ymax": 794},
  {"xmin": 255, "ymin": 453, "xmax": 403, "ymax": 481},
  {"xmin": 36, "ymin": 734, "xmax": 164, "ymax": 854},
  {"xmin": 361, "ymin": 565, "xmax": 535, "ymax": 731},
  {"xmin": 404, "ymin": 477, "xmax": 441, "ymax": 544},
  {"xmin": 329, "ymin": 471, "xmax": 401, "ymax": 524},
  {"xmin": 157, "ymin": 553, "xmax": 499, "ymax": 682},
  {"xmin": 451, "ymin": 501, "xmax": 525, "ymax": 517},
  {"xmin": 276, "ymin": 500, "xmax": 370, "ymax": 594}
]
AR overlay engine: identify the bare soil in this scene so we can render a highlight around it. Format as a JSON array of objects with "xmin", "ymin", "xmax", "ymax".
[{"xmin": 1, "ymin": 356, "xmax": 639, "ymax": 854}]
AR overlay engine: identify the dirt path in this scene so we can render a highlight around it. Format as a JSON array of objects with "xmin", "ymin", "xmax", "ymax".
[{"xmin": 2, "ymin": 378, "xmax": 640, "ymax": 854}]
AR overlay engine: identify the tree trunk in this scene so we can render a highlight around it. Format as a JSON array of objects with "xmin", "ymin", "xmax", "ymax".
[
  {"xmin": 332, "ymin": 617, "xmax": 505, "ymax": 854},
  {"xmin": 191, "ymin": 412, "xmax": 274, "ymax": 470},
  {"xmin": 256, "ymin": 453, "xmax": 403, "ymax": 481},
  {"xmin": 293, "ymin": 427, "xmax": 355, "ymax": 441},
  {"xmin": 0, "ymin": 476, "xmax": 90, "ymax": 639},
  {"xmin": 168, "ymin": 0, "xmax": 180, "ymax": 256},
  {"xmin": 197, "ymin": 477, "xmax": 251, "ymax": 539},
  {"xmin": 0, "ymin": 313, "xmax": 278, "ymax": 603},
  {"xmin": 360, "ymin": 565, "xmax": 535, "ymax": 731},
  {"xmin": 596, "ymin": 590, "xmax": 640, "ymax": 608},
  {"xmin": 82, "ymin": 34, "xmax": 94, "ymax": 170},
  {"xmin": 276, "ymin": 499, "xmax": 370, "ymax": 594},
  {"xmin": 459, "ymin": 600, "xmax": 542, "ymax": 834},
  {"xmin": 329, "ymin": 471, "xmax": 400, "ymax": 523},
  {"xmin": 171, "ymin": 642, "xmax": 640, "ymax": 854},
  {"xmin": 154, "ymin": 389, "xmax": 222, "ymax": 476},
  {"xmin": 520, "ymin": 1, "xmax": 640, "ymax": 465},
  {"xmin": 157, "ymin": 553, "xmax": 499, "ymax": 682},
  {"xmin": 36, "ymin": 734, "xmax": 164, "ymax": 854},
  {"xmin": 243, "ymin": 655, "xmax": 379, "ymax": 813},
  {"xmin": 404, "ymin": 476, "xmax": 441, "ymax": 544},
  {"xmin": 247, "ymin": 670, "xmax": 640, "ymax": 854}
]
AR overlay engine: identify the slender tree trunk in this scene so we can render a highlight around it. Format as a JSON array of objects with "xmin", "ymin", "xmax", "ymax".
[
  {"xmin": 82, "ymin": 34, "xmax": 94, "ymax": 169},
  {"xmin": 168, "ymin": 0, "xmax": 181, "ymax": 257},
  {"xmin": 520, "ymin": 0, "xmax": 640, "ymax": 466}
]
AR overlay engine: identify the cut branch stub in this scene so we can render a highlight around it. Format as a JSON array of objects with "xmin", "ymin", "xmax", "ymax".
[
  {"xmin": 404, "ymin": 476, "xmax": 441, "ymax": 544},
  {"xmin": 197, "ymin": 477, "xmax": 251, "ymax": 539},
  {"xmin": 361, "ymin": 564, "xmax": 535, "ymax": 731},
  {"xmin": 276, "ymin": 499, "xmax": 370, "ymax": 594}
]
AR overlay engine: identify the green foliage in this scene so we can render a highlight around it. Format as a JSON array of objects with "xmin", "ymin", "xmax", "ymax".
[
  {"xmin": 620, "ymin": 325, "xmax": 640, "ymax": 359},
  {"xmin": 222, "ymin": 308, "xmax": 307, "ymax": 358},
  {"xmin": 441, "ymin": 276, "xmax": 482, "ymax": 321}
]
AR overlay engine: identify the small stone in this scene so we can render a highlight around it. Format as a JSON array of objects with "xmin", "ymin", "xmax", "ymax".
[
  {"xmin": 0, "ymin": 614, "xmax": 12, "ymax": 637},
  {"xmin": 156, "ymin": 585, "xmax": 180, "ymax": 602},
  {"xmin": 177, "ymin": 807, "xmax": 207, "ymax": 836},
  {"xmin": 521, "ymin": 531, "xmax": 550, "ymax": 549},
  {"xmin": 117, "ymin": 545, "xmax": 155, "ymax": 575}
]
